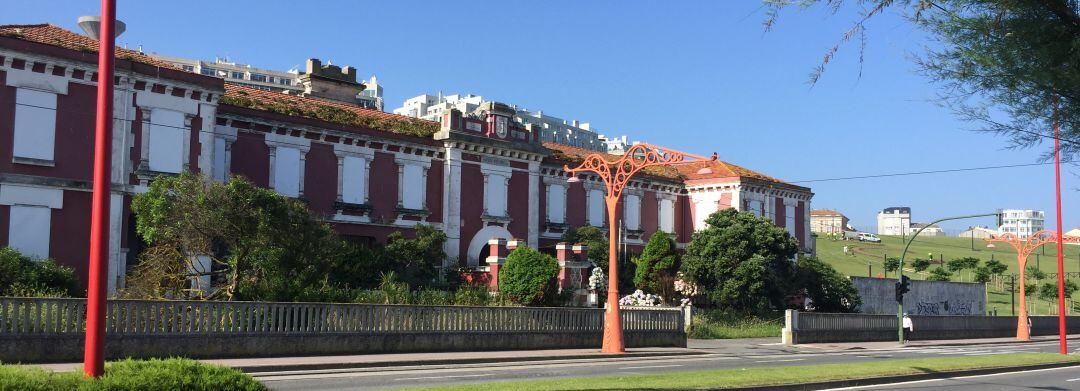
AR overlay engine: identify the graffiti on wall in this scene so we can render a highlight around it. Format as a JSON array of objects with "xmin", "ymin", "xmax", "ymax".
[{"xmin": 913, "ymin": 300, "xmax": 975, "ymax": 315}]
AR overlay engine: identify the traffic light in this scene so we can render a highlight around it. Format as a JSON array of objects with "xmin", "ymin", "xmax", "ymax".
[{"xmin": 895, "ymin": 275, "xmax": 911, "ymax": 302}]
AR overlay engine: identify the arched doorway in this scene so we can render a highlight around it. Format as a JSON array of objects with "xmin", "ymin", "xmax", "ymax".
[{"xmin": 466, "ymin": 225, "xmax": 513, "ymax": 267}]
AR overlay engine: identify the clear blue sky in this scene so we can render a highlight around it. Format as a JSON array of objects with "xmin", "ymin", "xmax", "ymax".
[{"xmin": 4, "ymin": 1, "xmax": 1076, "ymax": 232}]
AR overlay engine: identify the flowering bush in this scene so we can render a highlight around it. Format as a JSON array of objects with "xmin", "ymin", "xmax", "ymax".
[
  {"xmin": 619, "ymin": 289, "xmax": 663, "ymax": 307},
  {"xmin": 588, "ymin": 267, "xmax": 606, "ymax": 292},
  {"xmin": 673, "ymin": 272, "xmax": 700, "ymax": 298}
]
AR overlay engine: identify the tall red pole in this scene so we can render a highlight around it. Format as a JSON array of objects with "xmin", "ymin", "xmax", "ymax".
[
  {"xmin": 602, "ymin": 198, "xmax": 624, "ymax": 353},
  {"xmin": 1053, "ymin": 94, "xmax": 1067, "ymax": 355},
  {"xmin": 84, "ymin": 0, "xmax": 116, "ymax": 377}
]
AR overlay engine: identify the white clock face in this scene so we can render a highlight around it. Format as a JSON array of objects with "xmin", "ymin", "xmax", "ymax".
[{"xmin": 495, "ymin": 117, "xmax": 508, "ymax": 138}]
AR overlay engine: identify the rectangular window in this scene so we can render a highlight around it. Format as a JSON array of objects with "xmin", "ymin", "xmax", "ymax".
[
  {"xmin": 546, "ymin": 183, "xmax": 566, "ymax": 224},
  {"xmin": 212, "ymin": 138, "xmax": 227, "ymax": 181},
  {"xmin": 250, "ymin": 73, "xmax": 267, "ymax": 82},
  {"xmin": 280, "ymin": 79, "xmax": 292, "ymax": 86},
  {"xmin": 587, "ymin": 189, "xmax": 605, "ymax": 227},
  {"xmin": 200, "ymin": 67, "xmax": 215, "ymax": 76},
  {"xmin": 231, "ymin": 71, "xmax": 245, "ymax": 79},
  {"xmin": 400, "ymin": 164, "xmax": 424, "ymax": 210},
  {"xmin": 8, "ymin": 205, "xmax": 51, "ymax": 259},
  {"xmin": 785, "ymin": 204, "xmax": 796, "ymax": 235},
  {"xmin": 484, "ymin": 173, "xmax": 508, "ymax": 217},
  {"xmin": 659, "ymin": 199, "xmax": 674, "ymax": 233},
  {"xmin": 148, "ymin": 109, "xmax": 185, "ymax": 173},
  {"xmin": 274, "ymin": 147, "xmax": 301, "ymax": 197},
  {"xmin": 624, "ymin": 194, "xmax": 641, "ymax": 230},
  {"xmin": 342, "ymin": 156, "xmax": 368, "ymax": 204},
  {"xmin": 13, "ymin": 89, "xmax": 57, "ymax": 162}
]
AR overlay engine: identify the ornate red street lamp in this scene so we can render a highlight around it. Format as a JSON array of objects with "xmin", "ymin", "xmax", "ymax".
[
  {"xmin": 77, "ymin": 0, "xmax": 122, "ymax": 377},
  {"xmin": 563, "ymin": 144, "xmax": 714, "ymax": 353},
  {"xmin": 986, "ymin": 230, "xmax": 1062, "ymax": 342}
]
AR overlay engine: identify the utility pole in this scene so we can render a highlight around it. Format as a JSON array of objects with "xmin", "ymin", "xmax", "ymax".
[{"xmin": 868, "ymin": 260, "xmax": 872, "ymax": 278}]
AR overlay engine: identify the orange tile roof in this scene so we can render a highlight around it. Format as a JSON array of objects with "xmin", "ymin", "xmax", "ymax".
[
  {"xmin": 811, "ymin": 209, "xmax": 845, "ymax": 216},
  {"xmin": 0, "ymin": 23, "xmax": 177, "ymax": 69},
  {"xmin": 542, "ymin": 142, "xmax": 683, "ymax": 180},
  {"xmin": 220, "ymin": 83, "xmax": 440, "ymax": 138}
]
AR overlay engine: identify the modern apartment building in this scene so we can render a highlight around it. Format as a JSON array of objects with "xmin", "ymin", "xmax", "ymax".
[
  {"xmin": 149, "ymin": 55, "xmax": 384, "ymax": 110},
  {"xmin": 877, "ymin": 207, "xmax": 911, "ymax": 236},
  {"xmin": 393, "ymin": 93, "xmax": 632, "ymax": 152},
  {"xmin": 997, "ymin": 209, "xmax": 1045, "ymax": 238}
]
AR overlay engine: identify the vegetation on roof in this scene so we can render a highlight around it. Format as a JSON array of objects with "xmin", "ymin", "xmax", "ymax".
[{"xmin": 220, "ymin": 88, "xmax": 439, "ymax": 138}]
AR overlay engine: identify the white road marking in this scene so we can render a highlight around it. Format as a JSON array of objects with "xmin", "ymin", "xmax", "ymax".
[
  {"xmin": 821, "ymin": 365, "xmax": 1080, "ymax": 390},
  {"xmin": 620, "ymin": 364, "xmax": 683, "ymax": 370},
  {"xmin": 1065, "ymin": 378, "xmax": 1080, "ymax": 382},
  {"xmin": 395, "ymin": 374, "xmax": 492, "ymax": 381},
  {"xmin": 754, "ymin": 358, "xmax": 805, "ymax": 363}
]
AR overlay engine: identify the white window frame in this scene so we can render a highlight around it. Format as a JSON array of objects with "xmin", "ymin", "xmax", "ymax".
[
  {"xmin": 545, "ymin": 180, "xmax": 567, "ymax": 224},
  {"xmin": 587, "ymin": 187, "xmax": 605, "ymax": 227},
  {"xmin": 396, "ymin": 154, "xmax": 432, "ymax": 211},
  {"xmin": 12, "ymin": 88, "xmax": 58, "ymax": 165},
  {"xmin": 659, "ymin": 197, "xmax": 675, "ymax": 233},
  {"xmin": 265, "ymin": 133, "xmax": 310, "ymax": 198},
  {"xmin": 624, "ymin": 193, "xmax": 641, "ymax": 231},
  {"xmin": 0, "ymin": 184, "xmax": 64, "ymax": 260}
]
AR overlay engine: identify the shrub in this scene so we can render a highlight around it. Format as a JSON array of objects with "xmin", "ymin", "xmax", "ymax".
[
  {"xmin": 453, "ymin": 284, "xmax": 492, "ymax": 306},
  {"xmin": 793, "ymin": 256, "xmax": 861, "ymax": 312},
  {"xmin": 498, "ymin": 246, "xmax": 559, "ymax": 306},
  {"xmin": 0, "ymin": 358, "xmax": 265, "ymax": 391},
  {"xmin": 632, "ymin": 232, "xmax": 680, "ymax": 299},
  {"xmin": 0, "ymin": 247, "xmax": 80, "ymax": 297},
  {"xmin": 928, "ymin": 267, "xmax": 953, "ymax": 282}
]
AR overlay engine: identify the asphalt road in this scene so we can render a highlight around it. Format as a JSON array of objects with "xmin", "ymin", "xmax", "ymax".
[
  {"xmin": 255, "ymin": 338, "xmax": 1078, "ymax": 390},
  {"xmin": 828, "ymin": 365, "xmax": 1080, "ymax": 390}
]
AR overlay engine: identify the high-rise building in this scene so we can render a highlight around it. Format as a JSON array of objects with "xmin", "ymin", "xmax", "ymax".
[{"xmin": 997, "ymin": 209, "xmax": 1045, "ymax": 238}]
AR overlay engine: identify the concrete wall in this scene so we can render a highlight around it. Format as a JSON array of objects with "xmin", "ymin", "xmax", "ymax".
[
  {"xmin": 0, "ymin": 330, "xmax": 684, "ymax": 363},
  {"xmin": 784, "ymin": 311, "xmax": 1080, "ymax": 344},
  {"xmin": 852, "ymin": 276, "xmax": 986, "ymax": 315}
]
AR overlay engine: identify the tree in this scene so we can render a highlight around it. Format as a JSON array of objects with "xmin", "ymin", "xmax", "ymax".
[
  {"xmin": 562, "ymin": 226, "xmax": 608, "ymax": 270},
  {"xmin": 680, "ymin": 208, "xmax": 799, "ymax": 313},
  {"xmin": 793, "ymin": 256, "xmax": 861, "ymax": 312},
  {"xmin": 1038, "ymin": 282, "xmax": 1059, "ymax": 302},
  {"xmin": 984, "ymin": 259, "xmax": 1009, "ymax": 275},
  {"xmin": 911, "ymin": 258, "xmax": 932, "ymax": 273},
  {"xmin": 884, "ymin": 257, "xmax": 901, "ymax": 275},
  {"xmin": 498, "ymin": 245, "xmax": 560, "ymax": 306},
  {"xmin": 127, "ymin": 173, "xmax": 356, "ymax": 301},
  {"xmin": 633, "ymin": 232, "xmax": 680, "ymax": 298},
  {"xmin": 767, "ymin": 1, "xmax": 1080, "ymax": 158},
  {"xmin": 974, "ymin": 266, "xmax": 993, "ymax": 283},
  {"xmin": 947, "ymin": 257, "xmax": 981, "ymax": 281},
  {"xmin": 383, "ymin": 224, "xmax": 447, "ymax": 287},
  {"xmin": 928, "ymin": 267, "xmax": 953, "ymax": 282},
  {"xmin": 0, "ymin": 247, "xmax": 80, "ymax": 297},
  {"xmin": 1026, "ymin": 265, "xmax": 1047, "ymax": 281}
]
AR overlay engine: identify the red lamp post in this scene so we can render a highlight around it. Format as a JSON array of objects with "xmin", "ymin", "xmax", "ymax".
[
  {"xmin": 986, "ymin": 231, "xmax": 1060, "ymax": 342},
  {"xmin": 1052, "ymin": 94, "xmax": 1067, "ymax": 355},
  {"xmin": 77, "ymin": 0, "xmax": 121, "ymax": 377},
  {"xmin": 563, "ymin": 144, "xmax": 713, "ymax": 353}
]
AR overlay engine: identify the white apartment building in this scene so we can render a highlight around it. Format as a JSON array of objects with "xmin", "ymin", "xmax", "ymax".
[
  {"xmin": 149, "ymin": 55, "xmax": 384, "ymax": 110},
  {"xmin": 393, "ymin": 93, "xmax": 633, "ymax": 152},
  {"xmin": 998, "ymin": 209, "xmax": 1045, "ymax": 238},
  {"xmin": 877, "ymin": 207, "xmax": 911, "ymax": 236}
]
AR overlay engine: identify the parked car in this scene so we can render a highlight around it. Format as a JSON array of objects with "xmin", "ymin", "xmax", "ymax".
[{"xmin": 857, "ymin": 233, "xmax": 882, "ymax": 243}]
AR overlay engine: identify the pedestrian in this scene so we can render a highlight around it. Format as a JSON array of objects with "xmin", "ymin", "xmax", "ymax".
[{"xmin": 902, "ymin": 313, "xmax": 914, "ymax": 342}]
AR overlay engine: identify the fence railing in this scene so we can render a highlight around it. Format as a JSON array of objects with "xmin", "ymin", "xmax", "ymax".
[{"xmin": 0, "ymin": 297, "xmax": 684, "ymax": 335}]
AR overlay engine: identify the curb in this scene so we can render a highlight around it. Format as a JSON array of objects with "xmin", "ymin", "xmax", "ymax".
[
  {"xmin": 236, "ymin": 350, "xmax": 709, "ymax": 373},
  {"xmin": 731, "ymin": 361, "xmax": 1080, "ymax": 390}
]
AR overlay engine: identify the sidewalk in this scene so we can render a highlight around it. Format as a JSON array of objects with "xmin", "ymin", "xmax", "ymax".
[
  {"xmin": 799, "ymin": 334, "xmax": 1080, "ymax": 350},
  {"xmin": 34, "ymin": 346, "xmax": 706, "ymax": 373}
]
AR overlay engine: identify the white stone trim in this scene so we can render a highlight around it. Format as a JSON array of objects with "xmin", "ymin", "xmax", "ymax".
[
  {"xmin": 3, "ymin": 67, "xmax": 69, "ymax": 94},
  {"xmin": 0, "ymin": 184, "xmax": 63, "ymax": 209}
]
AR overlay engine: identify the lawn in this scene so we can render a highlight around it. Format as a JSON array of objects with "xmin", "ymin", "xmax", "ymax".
[
  {"xmin": 816, "ymin": 235, "xmax": 1080, "ymax": 315},
  {"xmin": 411, "ymin": 353, "xmax": 1079, "ymax": 390}
]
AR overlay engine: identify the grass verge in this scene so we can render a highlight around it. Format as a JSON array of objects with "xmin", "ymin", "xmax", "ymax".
[
  {"xmin": 688, "ymin": 310, "xmax": 782, "ymax": 339},
  {"xmin": 0, "ymin": 358, "xmax": 266, "ymax": 391},
  {"xmin": 412, "ymin": 353, "xmax": 1079, "ymax": 390}
]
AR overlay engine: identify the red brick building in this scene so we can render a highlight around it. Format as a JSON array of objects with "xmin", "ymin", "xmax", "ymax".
[{"xmin": 0, "ymin": 24, "xmax": 813, "ymax": 292}]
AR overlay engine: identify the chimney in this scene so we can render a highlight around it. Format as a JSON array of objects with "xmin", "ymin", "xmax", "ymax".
[{"xmin": 297, "ymin": 58, "xmax": 367, "ymax": 105}]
